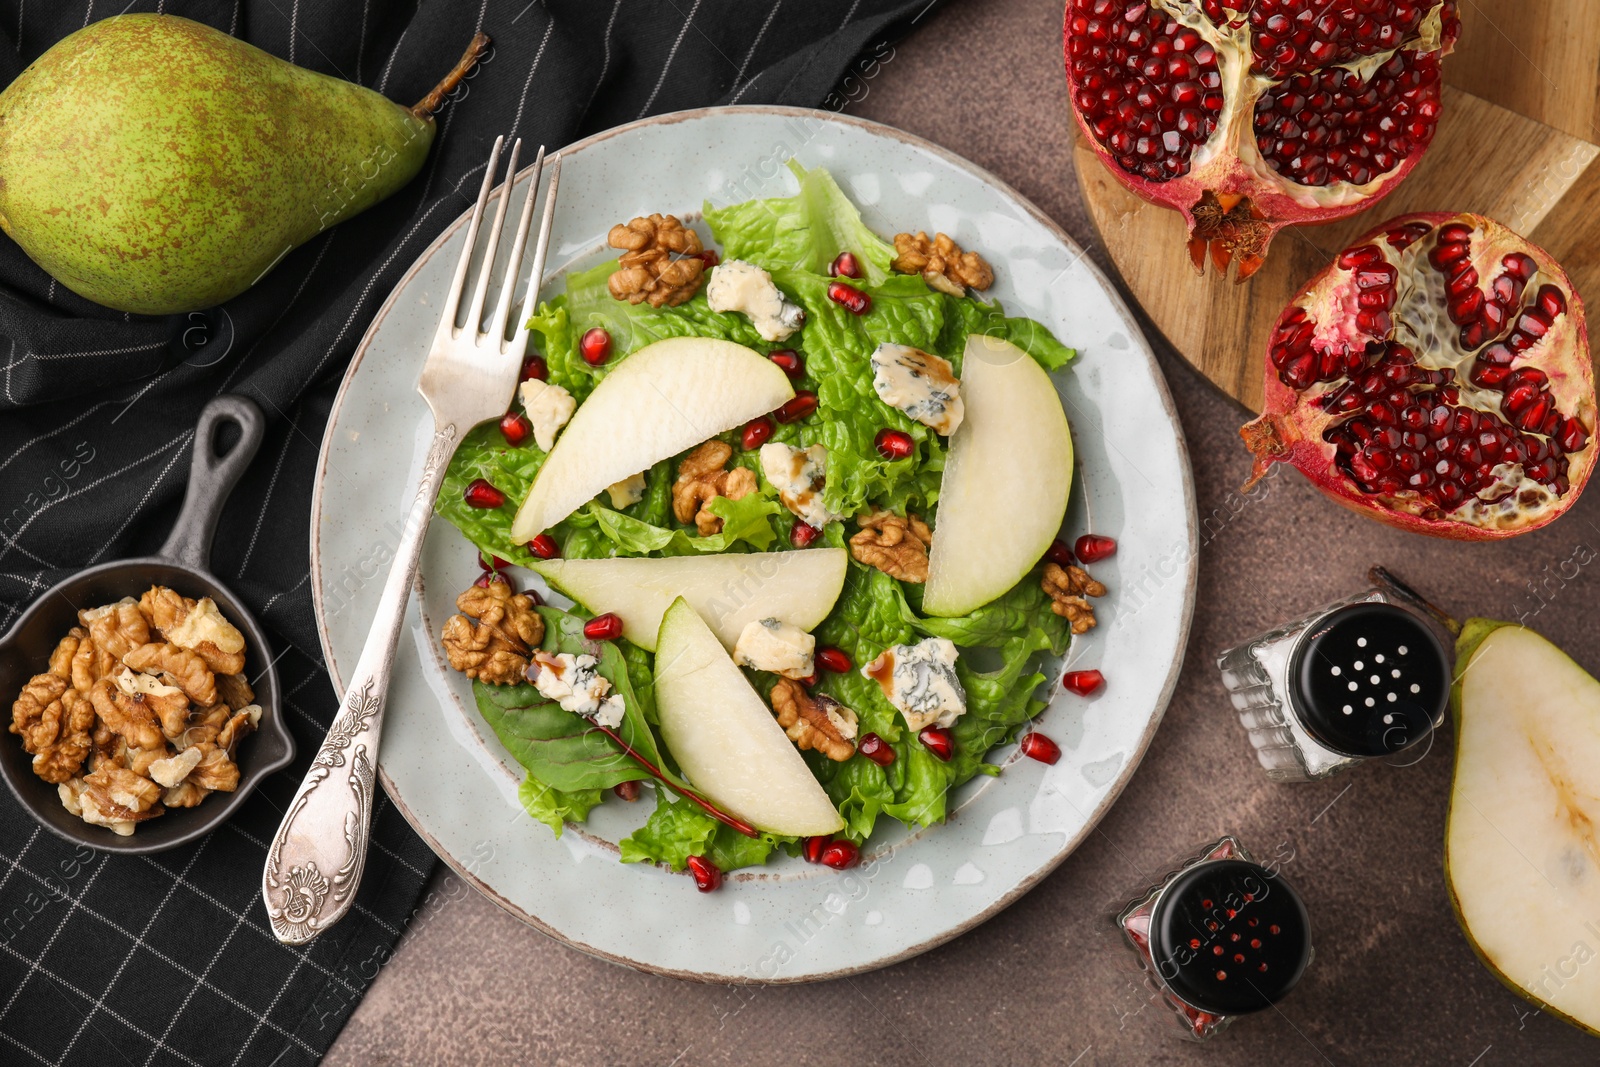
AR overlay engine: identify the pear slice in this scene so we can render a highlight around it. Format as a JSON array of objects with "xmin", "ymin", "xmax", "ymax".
[
  {"xmin": 654, "ymin": 598, "xmax": 843, "ymax": 837},
  {"xmin": 533, "ymin": 548, "xmax": 846, "ymax": 652},
  {"xmin": 922, "ymin": 334, "xmax": 1073, "ymax": 617},
  {"xmin": 509, "ymin": 337, "xmax": 793, "ymax": 541},
  {"xmin": 1447, "ymin": 619, "xmax": 1600, "ymax": 1035}
]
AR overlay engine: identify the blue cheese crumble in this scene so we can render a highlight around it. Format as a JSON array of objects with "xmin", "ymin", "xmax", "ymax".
[
  {"xmin": 862, "ymin": 637, "xmax": 967, "ymax": 732},
  {"xmin": 733, "ymin": 618, "xmax": 816, "ymax": 679},
  {"xmin": 759, "ymin": 442, "xmax": 842, "ymax": 529},
  {"xmin": 705, "ymin": 259, "xmax": 805, "ymax": 342},
  {"xmin": 869, "ymin": 343, "xmax": 964, "ymax": 436},
  {"xmin": 529, "ymin": 651, "xmax": 624, "ymax": 729}
]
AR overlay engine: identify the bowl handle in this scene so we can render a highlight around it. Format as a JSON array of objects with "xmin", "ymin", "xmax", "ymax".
[{"xmin": 159, "ymin": 394, "xmax": 267, "ymax": 572}]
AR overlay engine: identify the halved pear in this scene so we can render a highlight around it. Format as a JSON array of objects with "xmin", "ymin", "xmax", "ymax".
[
  {"xmin": 1446, "ymin": 619, "xmax": 1600, "ymax": 1035},
  {"xmin": 923, "ymin": 334, "xmax": 1073, "ymax": 617},
  {"xmin": 509, "ymin": 337, "xmax": 793, "ymax": 541},
  {"xmin": 654, "ymin": 598, "xmax": 843, "ymax": 836},
  {"xmin": 533, "ymin": 548, "xmax": 846, "ymax": 652}
]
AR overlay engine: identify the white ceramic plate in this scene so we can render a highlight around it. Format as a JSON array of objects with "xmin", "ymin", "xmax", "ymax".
[{"xmin": 311, "ymin": 107, "xmax": 1196, "ymax": 982}]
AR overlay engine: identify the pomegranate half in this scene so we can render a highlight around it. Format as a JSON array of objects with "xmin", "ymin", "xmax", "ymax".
[
  {"xmin": 1242, "ymin": 212, "xmax": 1595, "ymax": 540},
  {"xmin": 1064, "ymin": 1, "xmax": 1459, "ymax": 280}
]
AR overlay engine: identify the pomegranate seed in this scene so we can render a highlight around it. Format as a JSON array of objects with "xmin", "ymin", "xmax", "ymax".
[
  {"xmin": 520, "ymin": 355, "xmax": 548, "ymax": 382},
  {"xmin": 1063, "ymin": 669, "xmax": 1105, "ymax": 696},
  {"xmin": 580, "ymin": 327, "xmax": 613, "ymax": 366},
  {"xmin": 464, "ymin": 479, "xmax": 505, "ymax": 508},
  {"xmin": 820, "ymin": 839, "xmax": 860, "ymax": 870},
  {"xmin": 613, "ymin": 780, "xmax": 641, "ymax": 802},
  {"xmin": 477, "ymin": 553, "xmax": 510, "ymax": 571},
  {"xmin": 768, "ymin": 349, "xmax": 805, "ymax": 379},
  {"xmin": 584, "ymin": 613, "xmax": 623, "ymax": 640},
  {"xmin": 790, "ymin": 521, "xmax": 821, "ymax": 548},
  {"xmin": 473, "ymin": 571, "xmax": 514, "ymax": 592},
  {"xmin": 697, "ymin": 249, "xmax": 721, "ymax": 269},
  {"xmin": 829, "ymin": 251, "xmax": 863, "ymax": 279},
  {"xmin": 1020, "ymin": 732, "xmax": 1062, "ymax": 765},
  {"xmin": 797, "ymin": 672, "xmax": 820, "ymax": 688},
  {"xmin": 1045, "ymin": 539, "xmax": 1076, "ymax": 567},
  {"xmin": 802, "ymin": 836, "xmax": 830, "ymax": 863},
  {"xmin": 742, "ymin": 417, "xmax": 774, "ymax": 450},
  {"xmin": 827, "ymin": 281, "xmax": 871, "ymax": 314},
  {"xmin": 686, "ymin": 855, "xmax": 722, "ymax": 892},
  {"xmin": 774, "ymin": 391, "xmax": 818, "ymax": 423},
  {"xmin": 528, "ymin": 533, "xmax": 560, "ymax": 559},
  {"xmin": 919, "ymin": 726, "xmax": 953, "ymax": 761},
  {"xmin": 875, "ymin": 428, "xmax": 914, "ymax": 460},
  {"xmin": 498, "ymin": 410, "xmax": 531, "ymax": 446},
  {"xmin": 815, "ymin": 647, "xmax": 852, "ymax": 673},
  {"xmin": 857, "ymin": 732, "xmax": 895, "ymax": 766},
  {"xmin": 1074, "ymin": 534, "xmax": 1117, "ymax": 562}
]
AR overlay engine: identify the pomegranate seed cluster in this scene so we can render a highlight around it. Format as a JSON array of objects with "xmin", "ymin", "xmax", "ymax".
[
  {"xmin": 1269, "ymin": 219, "xmax": 1591, "ymax": 515},
  {"xmin": 1066, "ymin": 0, "xmax": 1224, "ymax": 183},
  {"xmin": 1217, "ymin": 0, "xmax": 1455, "ymax": 79},
  {"xmin": 1253, "ymin": 50, "xmax": 1441, "ymax": 187}
]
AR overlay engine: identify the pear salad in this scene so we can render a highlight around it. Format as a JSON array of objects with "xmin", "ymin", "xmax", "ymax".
[{"xmin": 434, "ymin": 165, "xmax": 1110, "ymax": 889}]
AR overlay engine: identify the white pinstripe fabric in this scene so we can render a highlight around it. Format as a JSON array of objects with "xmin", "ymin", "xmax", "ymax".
[
  {"xmin": 637, "ymin": 0, "xmax": 704, "ymax": 118},
  {"xmin": 82, "ymin": 429, "xmax": 197, "ymax": 566}
]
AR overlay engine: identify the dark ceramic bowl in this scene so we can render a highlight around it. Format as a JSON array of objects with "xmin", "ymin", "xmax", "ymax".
[{"xmin": 0, "ymin": 395, "xmax": 294, "ymax": 854}]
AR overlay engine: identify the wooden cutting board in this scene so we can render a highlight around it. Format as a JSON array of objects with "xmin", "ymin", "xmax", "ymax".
[{"xmin": 1074, "ymin": 0, "xmax": 1600, "ymax": 413}]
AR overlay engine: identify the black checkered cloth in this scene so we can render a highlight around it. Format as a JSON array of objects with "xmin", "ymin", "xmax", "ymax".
[{"xmin": 0, "ymin": 1, "xmax": 948, "ymax": 1063}]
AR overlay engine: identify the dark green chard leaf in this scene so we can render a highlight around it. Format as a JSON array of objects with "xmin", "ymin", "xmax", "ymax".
[
  {"xmin": 473, "ymin": 607, "xmax": 663, "ymax": 794},
  {"xmin": 619, "ymin": 789, "xmax": 794, "ymax": 872}
]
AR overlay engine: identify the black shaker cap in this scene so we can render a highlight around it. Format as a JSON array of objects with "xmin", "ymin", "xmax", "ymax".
[
  {"xmin": 1148, "ymin": 859, "xmax": 1311, "ymax": 1015},
  {"xmin": 1289, "ymin": 602, "xmax": 1449, "ymax": 759}
]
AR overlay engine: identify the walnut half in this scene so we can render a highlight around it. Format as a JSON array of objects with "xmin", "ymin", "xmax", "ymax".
[
  {"xmin": 770, "ymin": 678, "xmax": 858, "ymax": 762},
  {"xmin": 1042, "ymin": 563, "xmax": 1107, "ymax": 634},
  {"xmin": 607, "ymin": 214, "xmax": 706, "ymax": 308},
  {"xmin": 849, "ymin": 511, "xmax": 933, "ymax": 583},
  {"xmin": 672, "ymin": 441, "xmax": 757, "ymax": 536},
  {"xmin": 892, "ymin": 231, "xmax": 994, "ymax": 296},
  {"xmin": 441, "ymin": 578, "xmax": 545, "ymax": 685}
]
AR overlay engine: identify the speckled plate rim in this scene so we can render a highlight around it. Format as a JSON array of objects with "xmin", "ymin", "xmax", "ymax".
[{"xmin": 310, "ymin": 105, "xmax": 1198, "ymax": 983}]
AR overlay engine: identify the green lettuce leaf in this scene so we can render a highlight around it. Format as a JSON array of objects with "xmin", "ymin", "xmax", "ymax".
[
  {"xmin": 517, "ymin": 775, "xmax": 604, "ymax": 837},
  {"xmin": 704, "ymin": 160, "xmax": 896, "ymax": 284},
  {"xmin": 585, "ymin": 489, "xmax": 784, "ymax": 557},
  {"xmin": 619, "ymin": 788, "xmax": 792, "ymax": 872}
]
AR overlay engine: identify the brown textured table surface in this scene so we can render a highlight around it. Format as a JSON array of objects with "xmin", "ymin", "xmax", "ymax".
[{"xmin": 327, "ymin": 2, "xmax": 1600, "ymax": 1063}]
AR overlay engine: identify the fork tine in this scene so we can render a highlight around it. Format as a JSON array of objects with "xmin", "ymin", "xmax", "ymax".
[
  {"xmin": 490, "ymin": 145, "xmax": 544, "ymax": 353},
  {"xmin": 504, "ymin": 153, "xmax": 561, "ymax": 364},
  {"xmin": 464, "ymin": 137, "xmax": 522, "ymax": 341},
  {"xmin": 438, "ymin": 135, "xmax": 504, "ymax": 342}
]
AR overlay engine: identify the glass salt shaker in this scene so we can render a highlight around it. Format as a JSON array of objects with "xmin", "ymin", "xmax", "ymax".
[
  {"xmin": 1217, "ymin": 575, "xmax": 1452, "ymax": 782},
  {"xmin": 1116, "ymin": 836, "xmax": 1312, "ymax": 1041}
]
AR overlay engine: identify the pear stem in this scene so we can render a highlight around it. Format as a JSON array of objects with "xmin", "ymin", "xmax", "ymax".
[
  {"xmin": 589, "ymin": 723, "xmax": 761, "ymax": 839},
  {"xmin": 411, "ymin": 32, "xmax": 492, "ymax": 120},
  {"xmin": 1369, "ymin": 566, "xmax": 1461, "ymax": 635}
]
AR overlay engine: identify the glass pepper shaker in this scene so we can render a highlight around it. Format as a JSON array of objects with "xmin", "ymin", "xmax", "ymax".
[
  {"xmin": 1116, "ymin": 837, "xmax": 1312, "ymax": 1041},
  {"xmin": 1217, "ymin": 578, "xmax": 1452, "ymax": 782}
]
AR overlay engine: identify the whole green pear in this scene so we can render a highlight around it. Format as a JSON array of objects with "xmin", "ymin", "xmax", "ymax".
[{"xmin": 0, "ymin": 15, "xmax": 487, "ymax": 315}]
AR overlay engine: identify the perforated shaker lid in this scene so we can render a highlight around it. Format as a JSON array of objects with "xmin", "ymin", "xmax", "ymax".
[
  {"xmin": 1147, "ymin": 859, "xmax": 1312, "ymax": 1015},
  {"xmin": 1288, "ymin": 602, "xmax": 1450, "ymax": 759}
]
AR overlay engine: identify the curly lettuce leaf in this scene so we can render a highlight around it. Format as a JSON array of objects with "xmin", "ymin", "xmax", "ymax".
[
  {"xmin": 518, "ymin": 775, "xmax": 604, "ymax": 837},
  {"xmin": 586, "ymin": 489, "xmax": 784, "ymax": 557},
  {"xmin": 619, "ymin": 788, "xmax": 793, "ymax": 872},
  {"xmin": 705, "ymin": 160, "xmax": 896, "ymax": 285}
]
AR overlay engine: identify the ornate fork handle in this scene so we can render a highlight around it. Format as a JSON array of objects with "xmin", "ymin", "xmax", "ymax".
[{"xmin": 263, "ymin": 422, "xmax": 458, "ymax": 945}]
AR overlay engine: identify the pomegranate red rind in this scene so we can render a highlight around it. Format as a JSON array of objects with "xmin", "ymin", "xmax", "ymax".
[
  {"xmin": 1242, "ymin": 212, "xmax": 1596, "ymax": 540},
  {"xmin": 1064, "ymin": 1, "xmax": 1459, "ymax": 281}
]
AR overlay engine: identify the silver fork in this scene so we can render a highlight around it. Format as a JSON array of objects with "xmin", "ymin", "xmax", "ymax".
[{"xmin": 263, "ymin": 138, "xmax": 560, "ymax": 945}]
